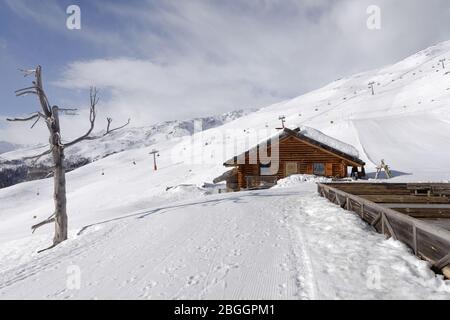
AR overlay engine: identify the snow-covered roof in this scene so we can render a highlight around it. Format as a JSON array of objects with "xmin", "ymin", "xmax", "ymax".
[
  {"xmin": 298, "ymin": 126, "xmax": 360, "ymax": 159},
  {"xmin": 213, "ymin": 168, "xmax": 236, "ymax": 183},
  {"xmin": 224, "ymin": 126, "xmax": 364, "ymax": 166}
]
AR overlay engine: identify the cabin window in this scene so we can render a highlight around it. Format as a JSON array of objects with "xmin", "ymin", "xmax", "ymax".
[
  {"xmin": 313, "ymin": 163, "xmax": 325, "ymax": 176},
  {"xmin": 260, "ymin": 162, "xmax": 273, "ymax": 176}
]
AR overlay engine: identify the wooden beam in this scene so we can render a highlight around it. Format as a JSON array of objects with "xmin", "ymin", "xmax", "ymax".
[
  {"xmin": 382, "ymin": 213, "xmax": 397, "ymax": 240},
  {"xmin": 389, "ymin": 208, "xmax": 450, "ymax": 219},
  {"xmin": 413, "ymin": 225, "xmax": 418, "ymax": 255},
  {"xmin": 361, "ymin": 203, "xmax": 365, "ymax": 220},
  {"xmin": 371, "ymin": 212, "xmax": 381, "ymax": 227},
  {"xmin": 361, "ymin": 195, "xmax": 450, "ymax": 204},
  {"xmin": 324, "ymin": 183, "xmax": 410, "ymax": 195},
  {"xmin": 433, "ymin": 253, "xmax": 450, "ymax": 270}
]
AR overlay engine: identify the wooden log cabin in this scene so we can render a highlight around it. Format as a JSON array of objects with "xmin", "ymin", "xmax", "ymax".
[{"xmin": 219, "ymin": 127, "xmax": 365, "ymax": 191}]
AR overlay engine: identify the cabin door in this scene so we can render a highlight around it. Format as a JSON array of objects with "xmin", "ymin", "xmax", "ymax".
[{"xmin": 285, "ymin": 162, "xmax": 298, "ymax": 177}]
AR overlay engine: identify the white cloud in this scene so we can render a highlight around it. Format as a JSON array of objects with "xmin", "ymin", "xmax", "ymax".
[
  {"xmin": 53, "ymin": 0, "xmax": 450, "ymax": 127},
  {"xmin": 56, "ymin": 57, "xmax": 283, "ymax": 126},
  {"xmin": 3, "ymin": 0, "xmax": 450, "ymax": 144},
  {"xmin": 3, "ymin": 0, "xmax": 124, "ymax": 49}
]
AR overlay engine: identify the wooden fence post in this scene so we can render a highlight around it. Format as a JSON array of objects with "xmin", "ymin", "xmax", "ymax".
[
  {"xmin": 413, "ymin": 225, "xmax": 418, "ymax": 255},
  {"xmin": 361, "ymin": 203, "xmax": 365, "ymax": 220}
]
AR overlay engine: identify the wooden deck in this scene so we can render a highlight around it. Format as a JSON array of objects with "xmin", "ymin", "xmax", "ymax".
[{"xmin": 317, "ymin": 182, "xmax": 450, "ymax": 278}]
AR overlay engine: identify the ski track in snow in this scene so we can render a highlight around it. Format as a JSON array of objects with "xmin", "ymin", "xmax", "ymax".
[{"xmin": 0, "ymin": 183, "xmax": 449, "ymax": 300}]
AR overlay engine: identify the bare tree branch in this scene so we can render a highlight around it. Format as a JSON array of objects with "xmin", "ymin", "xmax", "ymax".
[
  {"xmin": 6, "ymin": 112, "xmax": 48, "ymax": 129},
  {"xmin": 63, "ymin": 87, "xmax": 98, "ymax": 148},
  {"xmin": 31, "ymin": 213, "xmax": 55, "ymax": 234},
  {"xmin": 106, "ymin": 117, "xmax": 112, "ymax": 133},
  {"xmin": 15, "ymin": 86, "xmax": 39, "ymax": 97},
  {"xmin": 37, "ymin": 244, "xmax": 57, "ymax": 254},
  {"xmin": 15, "ymin": 67, "xmax": 52, "ymax": 116},
  {"xmin": 45, "ymin": 171, "xmax": 54, "ymax": 178},
  {"xmin": 22, "ymin": 147, "xmax": 54, "ymax": 164},
  {"xmin": 31, "ymin": 115, "xmax": 41, "ymax": 129},
  {"xmin": 61, "ymin": 88, "xmax": 132, "ymax": 146},
  {"xmin": 6, "ymin": 113, "xmax": 40, "ymax": 122},
  {"xmin": 104, "ymin": 117, "xmax": 131, "ymax": 135},
  {"xmin": 18, "ymin": 68, "xmax": 37, "ymax": 77},
  {"xmin": 16, "ymin": 90, "xmax": 39, "ymax": 97},
  {"xmin": 15, "ymin": 86, "xmax": 38, "ymax": 92}
]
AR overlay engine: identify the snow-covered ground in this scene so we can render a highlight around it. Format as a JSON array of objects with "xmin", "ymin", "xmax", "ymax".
[
  {"xmin": 1, "ymin": 182, "xmax": 448, "ymax": 299},
  {"xmin": 1, "ymin": 41, "xmax": 450, "ymax": 299}
]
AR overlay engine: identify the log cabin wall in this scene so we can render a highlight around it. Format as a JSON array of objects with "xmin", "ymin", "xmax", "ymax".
[
  {"xmin": 225, "ymin": 168, "xmax": 239, "ymax": 191},
  {"xmin": 236, "ymin": 136, "xmax": 356, "ymax": 189},
  {"xmin": 237, "ymin": 164, "xmax": 258, "ymax": 188}
]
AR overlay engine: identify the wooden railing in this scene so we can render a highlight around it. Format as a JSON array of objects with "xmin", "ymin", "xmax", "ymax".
[{"xmin": 317, "ymin": 183, "xmax": 450, "ymax": 278}]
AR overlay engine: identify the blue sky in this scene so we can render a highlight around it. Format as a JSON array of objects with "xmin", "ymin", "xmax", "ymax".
[
  {"xmin": 1, "ymin": 0, "xmax": 450, "ymax": 143},
  {"xmin": 0, "ymin": 0, "xmax": 134, "ymax": 115}
]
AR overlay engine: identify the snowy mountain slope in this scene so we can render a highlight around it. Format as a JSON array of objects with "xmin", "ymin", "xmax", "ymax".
[
  {"xmin": 1, "ymin": 41, "xmax": 450, "ymax": 299},
  {"xmin": 168, "ymin": 55, "xmax": 450, "ymax": 179},
  {"xmin": 0, "ymin": 109, "xmax": 253, "ymax": 189},
  {"xmin": 0, "ymin": 141, "xmax": 20, "ymax": 155},
  {"xmin": 196, "ymin": 40, "xmax": 450, "ymax": 176},
  {"xmin": 1, "ymin": 183, "xmax": 449, "ymax": 299},
  {"xmin": 353, "ymin": 113, "xmax": 450, "ymax": 175},
  {"xmin": 1, "ymin": 109, "xmax": 253, "ymax": 165}
]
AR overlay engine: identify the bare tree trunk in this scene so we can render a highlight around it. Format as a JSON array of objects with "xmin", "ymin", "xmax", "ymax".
[
  {"xmin": 8, "ymin": 66, "xmax": 130, "ymax": 250},
  {"xmin": 50, "ymin": 106, "xmax": 68, "ymax": 245},
  {"xmin": 53, "ymin": 148, "xmax": 68, "ymax": 244}
]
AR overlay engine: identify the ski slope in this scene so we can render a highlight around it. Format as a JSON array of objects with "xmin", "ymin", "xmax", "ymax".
[
  {"xmin": 353, "ymin": 113, "xmax": 450, "ymax": 176},
  {"xmin": 1, "ymin": 182, "xmax": 449, "ymax": 299},
  {"xmin": 1, "ymin": 41, "xmax": 450, "ymax": 299}
]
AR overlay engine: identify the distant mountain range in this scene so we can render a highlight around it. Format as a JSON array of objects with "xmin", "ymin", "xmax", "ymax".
[
  {"xmin": 0, "ymin": 108, "xmax": 255, "ymax": 189},
  {"xmin": 0, "ymin": 141, "xmax": 21, "ymax": 155}
]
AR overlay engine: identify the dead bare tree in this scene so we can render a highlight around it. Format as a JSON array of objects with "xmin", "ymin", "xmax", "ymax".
[{"xmin": 7, "ymin": 65, "xmax": 130, "ymax": 251}]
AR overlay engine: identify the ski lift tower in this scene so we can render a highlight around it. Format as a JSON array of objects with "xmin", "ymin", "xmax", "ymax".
[
  {"xmin": 277, "ymin": 115, "xmax": 286, "ymax": 130},
  {"xmin": 368, "ymin": 81, "xmax": 375, "ymax": 95},
  {"xmin": 439, "ymin": 58, "xmax": 446, "ymax": 69},
  {"xmin": 149, "ymin": 149, "xmax": 160, "ymax": 171}
]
